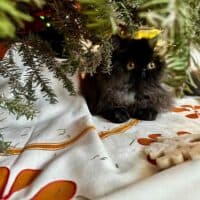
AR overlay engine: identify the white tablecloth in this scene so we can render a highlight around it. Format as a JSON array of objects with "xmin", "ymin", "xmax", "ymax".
[{"xmin": 0, "ymin": 50, "xmax": 200, "ymax": 200}]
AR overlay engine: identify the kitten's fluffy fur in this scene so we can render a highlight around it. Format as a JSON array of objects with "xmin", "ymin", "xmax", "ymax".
[{"xmin": 80, "ymin": 36, "xmax": 172, "ymax": 123}]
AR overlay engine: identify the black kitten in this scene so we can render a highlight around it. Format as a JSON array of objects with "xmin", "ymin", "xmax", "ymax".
[
  {"xmin": 187, "ymin": 71, "xmax": 200, "ymax": 96},
  {"xmin": 80, "ymin": 36, "xmax": 172, "ymax": 123}
]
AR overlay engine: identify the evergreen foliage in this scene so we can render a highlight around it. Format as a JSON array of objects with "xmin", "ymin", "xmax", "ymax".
[
  {"xmin": 0, "ymin": 0, "xmax": 199, "ymax": 119},
  {"xmin": 139, "ymin": 0, "xmax": 200, "ymax": 96},
  {"xmin": 0, "ymin": 132, "xmax": 11, "ymax": 154},
  {"xmin": 80, "ymin": 0, "xmax": 200, "ymax": 96},
  {"xmin": 0, "ymin": 0, "xmax": 45, "ymax": 38}
]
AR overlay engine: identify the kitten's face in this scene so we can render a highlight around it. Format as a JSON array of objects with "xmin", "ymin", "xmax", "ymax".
[{"xmin": 112, "ymin": 36, "xmax": 163, "ymax": 79}]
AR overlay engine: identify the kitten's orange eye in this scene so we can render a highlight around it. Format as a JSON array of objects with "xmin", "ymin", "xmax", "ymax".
[
  {"xmin": 147, "ymin": 62, "xmax": 156, "ymax": 70},
  {"xmin": 127, "ymin": 61, "xmax": 135, "ymax": 70}
]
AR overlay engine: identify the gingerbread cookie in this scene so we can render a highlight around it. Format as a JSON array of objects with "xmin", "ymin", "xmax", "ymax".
[{"xmin": 144, "ymin": 134, "xmax": 200, "ymax": 169}]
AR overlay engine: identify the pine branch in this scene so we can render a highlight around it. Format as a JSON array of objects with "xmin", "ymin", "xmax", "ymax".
[
  {"xmin": 186, "ymin": 0, "xmax": 200, "ymax": 45},
  {"xmin": 79, "ymin": 0, "xmax": 117, "ymax": 37},
  {"xmin": 0, "ymin": 133, "xmax": 11, "ymax": 154},
  {"xmin": 99, "ymin": 38, "xmax": 113, "ymax": 73},
  {"xmin": 164, "ymin": 44, "xmax": 190, "ymax": 96},
  {"xmin": 113, "ymin": 0, "xmax": 144, "ymax": 33},
  {"xmin": 48, "ymin": 61, "xmax": 76, "ymax": 95},
  {"xmin": 24, "ymin": 35, "xmax": 77, "ymax": 95},
  {"xmin": 0, "ymin": 95, "xmax": 38, "ymax": 120},
  {"xmin": 18, "ymin": 38, "xmax": 58, "ymax": 103},
  {"xmin": 0, "ymin": 49, "xmax": 25, "ymax": 99}
]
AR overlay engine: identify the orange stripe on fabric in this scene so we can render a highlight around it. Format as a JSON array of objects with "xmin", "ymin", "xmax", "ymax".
[
  {"xmin": 5, "ymin": 126, "xmax": 96, "ymax": 155},
  {"xmin": 99, "ymin": 119, "xmax": 140, "ymax": 139},
  {"xmin": 4, "ymin": 119, "xmax": 140, "ymax": 156}
]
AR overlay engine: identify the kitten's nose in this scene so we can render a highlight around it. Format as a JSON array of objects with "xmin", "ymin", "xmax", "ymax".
[{"xmin": 141, "ymin": 68, "xmax": 147, "ymax": 79}]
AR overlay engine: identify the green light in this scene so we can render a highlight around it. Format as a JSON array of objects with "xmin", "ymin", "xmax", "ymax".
[
  {"xmin": 46, "ymin": 22, "xmax": 51, "ymax": 27},
  {"xmin": 39, "ymin": 16, "xmax": 45, "ymax": 20}
]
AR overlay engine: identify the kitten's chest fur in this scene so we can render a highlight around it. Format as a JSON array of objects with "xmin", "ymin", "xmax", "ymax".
[{"xmin": 96, "ymin": 72, "xmax": 136, "ymax": 106}]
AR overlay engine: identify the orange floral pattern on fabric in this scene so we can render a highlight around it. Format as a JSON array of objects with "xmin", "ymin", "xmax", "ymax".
[
  {"xmin": 0, "ymin": 167, "xmax": 76, "ymax": 200},
  {"xmin": 0, "ymin": 167, "xmax": 9, "ymax": 197},
  {"xmin": 32, "ymin": 180, "xmax": 77, "ymax": 200},
  {"xmin": 176, "ymin": 131, "xmax": 192, "ymax": 135},
  {"xmin": 171, "ymin": 104, "xmax": 200, "ymax": 119},
  {"xmin": 138, "ymin": 131, "xmax": 192, "ymax": 146},
  {"xmin": 137, "ymin": 133, "xmax": 161, "ymax": 146}
]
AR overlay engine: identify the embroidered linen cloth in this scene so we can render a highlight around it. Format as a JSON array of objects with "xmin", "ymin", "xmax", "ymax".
[{"xmin": 0, "ymin": 50, "xmax": 200, "ymax": 200}]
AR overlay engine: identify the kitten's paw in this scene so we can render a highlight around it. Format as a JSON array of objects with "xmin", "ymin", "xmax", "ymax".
[
  {"xmin": 101, "ymin": 107, "xmax": 130, "ymax": 123},
  {"xmin": 133, "ymin": 108, "xmax": 157, "ymax": 121},
  {"xmin": 144, "ymin": 134, "xmax": 200, "ymax": 170}
]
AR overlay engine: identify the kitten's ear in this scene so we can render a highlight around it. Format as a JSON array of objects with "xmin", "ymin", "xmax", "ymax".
[
  {"xmin": 111, "ymin": 35, "xmax": 123, "ymax": 50},
  {"xmin": 148, "ymin": 37, "xmax": 159, "ymax": 49}
]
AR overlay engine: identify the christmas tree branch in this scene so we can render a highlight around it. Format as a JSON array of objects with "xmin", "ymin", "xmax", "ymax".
[
  {"xmin": 0, "ymin": 95, "xmax": 38, "ymax": 120},
  {"xmin": 139, "ymin": 0, "xmax": 200, "ymax": 96}
]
